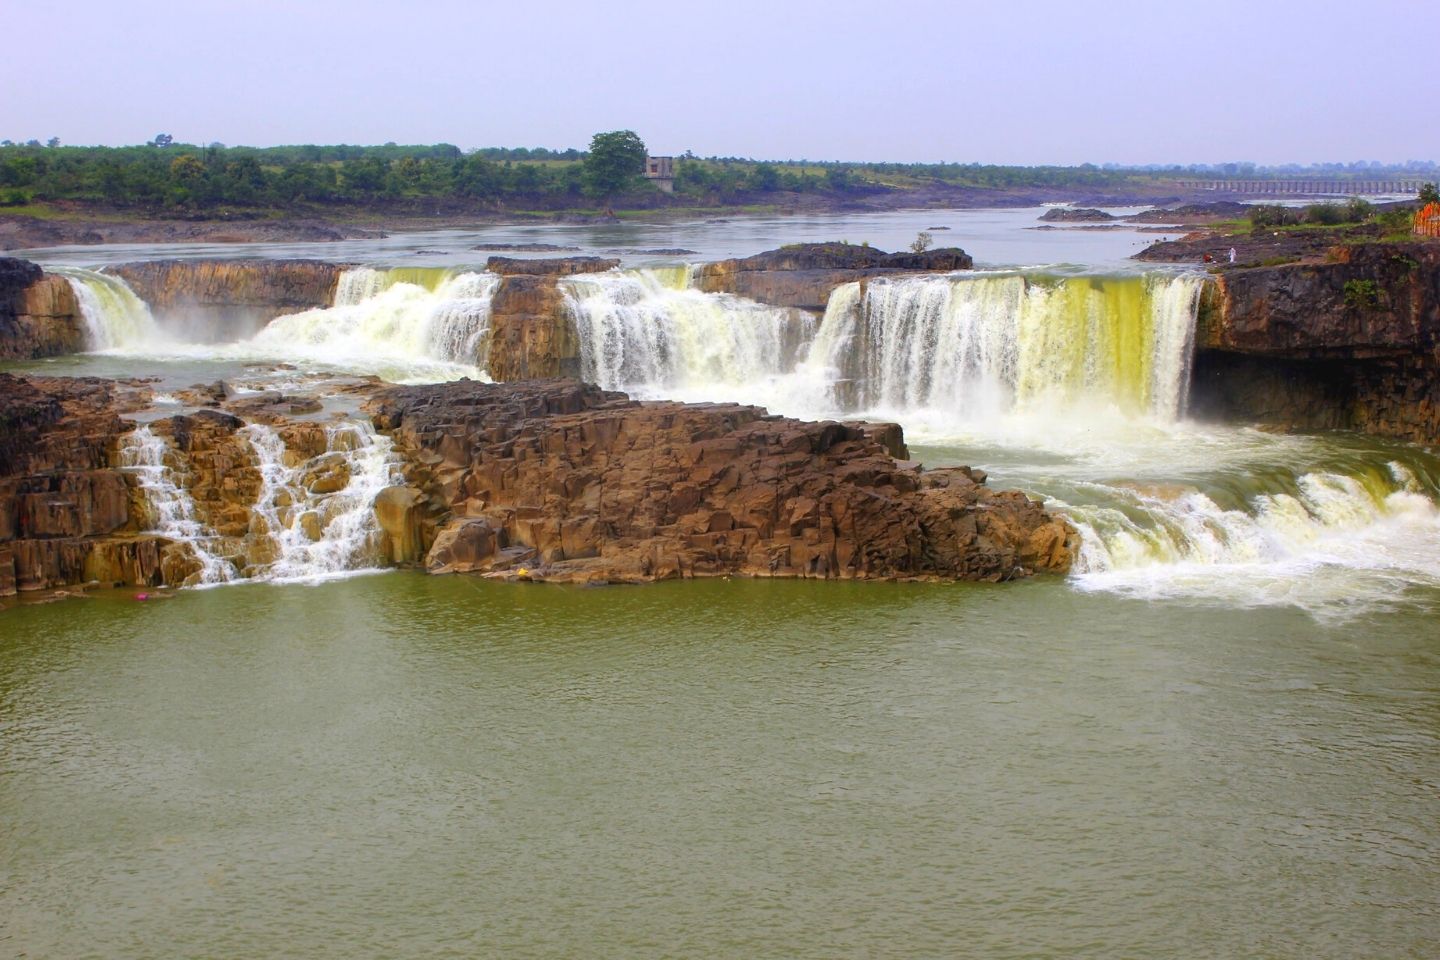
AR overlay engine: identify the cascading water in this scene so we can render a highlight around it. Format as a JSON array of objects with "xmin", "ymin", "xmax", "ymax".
[
  {"xmin": 808, "ymin": 272, "xmax": 1202, "ymax": 420},
  {"xmin": 563, "ymin": 269, "xmax": 816, "ymax": 398},
  {"xmin": 57, "ymin": 268, "xmax": 166, "ymax": 351},
  {"xmin": 333, "ymin": 266, "xmax": 456, "ymax": 304},
  {"xmin": 119, "ymin": 425, "xmax": 236, "ymax": 585},
  {"xmin": 240, "ymin": 421, "xmax": 400, "ymax": 582},
  {"xmin": 252, "ymin": 268, "xmax": 499, "ymax": 369},
  {"xmin": 1059, "ymin": 455, "xmax": 1440, "ymax": 616},
  {"xmin": 118, "ymin": 418, "xmax": 399, "ymax": 588}
]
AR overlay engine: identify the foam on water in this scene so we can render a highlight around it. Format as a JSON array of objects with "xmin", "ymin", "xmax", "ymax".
[
  {"xmin": 251, "ymin": 269, "xmax": 498, "ymax": 375},
  {"xmin": 1061, "ymin": 458, "xmax": 1440, "ymax": 619}
]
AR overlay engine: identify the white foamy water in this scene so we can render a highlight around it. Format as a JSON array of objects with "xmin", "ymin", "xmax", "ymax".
[
  {"xmin": 59, "ymin": 267, "xmax": 494, "ymax": 384},
  {"xmin": 118, "ymin": 425, "xmax": 237, "ymax": 585},
  {"xmin": 59, "ymin": 267, "xmax": 168, "ymax": 351},
  {"xmin": 241, "ymin": 421, "xmax": 400, "ymax": 583},
  {"xmin": 911, "ymin": 416, "xmax": 1440, "ymax": 619},
  {"xmin": 564, "ymin": 268, "xmax": 815, "ymax": 398},
  {"xmin": 256, "ymin": 268, "xmax": 498, "ymax": 369},
  {"xmin": 118, "ymin": 420, "xmax": 399, "ymax": 588},
  {"xmin": 1061, "ymin": 459, "xmax": 1440, "ymax": 619},
  {"xmin": 806, "ymin": 272, "xmax": 1201, "ymax": 420}
]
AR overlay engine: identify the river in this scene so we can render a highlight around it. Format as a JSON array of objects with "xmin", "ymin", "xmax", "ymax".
[{"xmin": 2, "ymin": 207, "xmax": 1438, "ymax": 958}]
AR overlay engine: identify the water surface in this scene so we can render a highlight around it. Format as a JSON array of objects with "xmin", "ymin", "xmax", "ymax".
[{"xmin": 3, "ymin": 575, "xmax": 1437, "ymax": 959}]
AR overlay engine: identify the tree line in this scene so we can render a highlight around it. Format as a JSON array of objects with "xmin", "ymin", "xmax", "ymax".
[
  {"xmin": 0, "ymin": 140, "xmax": 929, "ymax": 211},
  {"xmin": 0, "ymin": 135, "xmax": 1263, "ymax": 212}
]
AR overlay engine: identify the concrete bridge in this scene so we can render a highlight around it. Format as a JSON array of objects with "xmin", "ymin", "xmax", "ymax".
[{"xmin": 1175, "ymin": 179, "xmax": 1425, "ymax": 196}]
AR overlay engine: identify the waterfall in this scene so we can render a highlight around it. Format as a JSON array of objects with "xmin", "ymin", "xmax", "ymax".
[
  {"xmin": 119, "ymin": 425, "xmax": 237, "ymax": 585},
  {"xmin": 809, "ymin": 273, "xmax": 1203, "ymax": 420},
  {"xmin": 240, "ymin": 421, "xmax": 400, "ymax": 582},
  {"xmin": 251, "ymin": 268, "xmax": 499, "ymax": 368},
  {"xmin": 333, "ymin": 266, "xmax": 457, "ymax": 304},
  {"xmin": 118, "ymin": 419, "xmax": 399, "ymax": 588},
  {"xmin": 563, "ymin": 269, "xmax": 816, "ymax": 396},
  {"xmin": 1062, "ymin": 458, "xmax": 1440, "ymax": 614},
  {"xmin": 57, "ymin": 268, "xmax": 165, "ymax": 351}
]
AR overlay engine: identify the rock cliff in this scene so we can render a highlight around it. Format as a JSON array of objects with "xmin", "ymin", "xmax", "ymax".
[
  {"xmin": 0, "ymin": 258, "xmax": 85, "ymax": 359},
  {"xmin": 480, "ymin": 257, "xmax": 614, "ymax": 380},
  {"xmin": 1189, "ymin": 242, "xmax": 1440, "ymax": 444},
  {"xmin": 366, "ymin": 378, "xmax": 1073, "ymax": 584},
  {"xmin": 0, "ymin": 373, "xmax": 153, "ymax": 594},
  {"xmin": 110, "ymin": 259, "xmax": 346, "ymax": 341}
]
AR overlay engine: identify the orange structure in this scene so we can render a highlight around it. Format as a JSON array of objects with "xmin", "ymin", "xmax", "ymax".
[{"xmin": 1416, "ymin": 202, "xmax": 1440, "ymax": 238}]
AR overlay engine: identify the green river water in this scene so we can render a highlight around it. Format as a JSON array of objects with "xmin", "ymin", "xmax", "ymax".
[{"xmin": 3, "ymin": 574, "xmax": 1438, "ymax": 959}]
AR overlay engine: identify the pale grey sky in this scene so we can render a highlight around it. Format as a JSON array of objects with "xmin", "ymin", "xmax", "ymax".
[{"xmin": 7, "ymin": 0, "xmax": 1437, "ymax": 165}]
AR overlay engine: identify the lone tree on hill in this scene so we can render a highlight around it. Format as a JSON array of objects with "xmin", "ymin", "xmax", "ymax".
[{"xmin": 583, "ymin": 130, "xmax": 647, "ymax": 213}]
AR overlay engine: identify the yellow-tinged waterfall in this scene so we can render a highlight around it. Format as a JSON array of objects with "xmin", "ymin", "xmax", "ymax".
[{"xmin": 810, "ymin": 272, "xmax": 1203, "ymax": 420}]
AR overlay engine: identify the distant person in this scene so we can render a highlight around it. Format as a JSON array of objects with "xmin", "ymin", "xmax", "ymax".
[
  {"xmin": 1228, "ymin": 247, "xmax": 1237, "ymax": 263},
  {"xmin": 1203, "ymin": 252, "xmax": 1214, "ymax": 263}
]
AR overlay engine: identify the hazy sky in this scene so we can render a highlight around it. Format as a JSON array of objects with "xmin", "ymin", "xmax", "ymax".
[{"xmin": 7, "ymin": 0, "xmax": 1437, "ymax": 165}]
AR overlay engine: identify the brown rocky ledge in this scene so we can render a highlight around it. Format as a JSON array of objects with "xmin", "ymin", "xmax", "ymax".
[
  {"xmin": 366, "ymin": 378, "xmax": 1073, "ymax": 584},
  {"xmin": 1188, "ymin": 242, "xmax": 1440, "ymax": 444},
  {"xmin": 1, "ymin": 373, "xmax": 1074, "ymax": 599},
  {"xmin": 698, "ymin": 242, "xmax": 974, "ymax": 312}
]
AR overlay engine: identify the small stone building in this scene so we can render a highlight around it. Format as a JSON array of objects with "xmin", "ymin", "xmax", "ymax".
[{"xmin": 644, "ymin": 156, "xmax": 675, "ymax": 193}]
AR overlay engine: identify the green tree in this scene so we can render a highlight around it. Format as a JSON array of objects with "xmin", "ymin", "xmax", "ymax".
[
  {"xmin": 1419, "ymin": 182, "xmax": 1440, "ymax": 205},
  {"xmin": 582, "ymin": 130, "xmax": 647, "ymax": 208},
  {"xmin": 747, "ymin": 162, "xmax": 780, "ymax": 191}
]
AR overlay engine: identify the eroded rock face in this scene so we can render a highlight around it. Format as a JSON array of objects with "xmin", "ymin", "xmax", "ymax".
[
  {"xmin": 1191, "ymin": 243, "xmax": 1440, "ymax": 444},
  {"xmin": 1197, "ymin": 243, "xmax": 1439, "ymax": 357},
  {"xmin": 0, "ymin": 374, "xmax": 139, "ymax": 594},
  {"xmin": 485, "ymin": 275, "xmax": 581, "ymax": 381},
  {"xmin": 0, "ymin": 258, "xmax": 85, "ymax": 360},
  {"xmin": 110, "ymin": 259, "xmax": 347, "ymax": 341},
  {"xmin": 697, "ymin": 242, "xmax": 974, "ymax": 312},
  {"xmin": 366, "ymin": 378, "xmax": 1073, "ymax": 584}
]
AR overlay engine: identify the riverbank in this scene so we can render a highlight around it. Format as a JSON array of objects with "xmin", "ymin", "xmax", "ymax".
[{"xmin": 0, "ymin": 181, "xmax": 1221, "ymax": 251}]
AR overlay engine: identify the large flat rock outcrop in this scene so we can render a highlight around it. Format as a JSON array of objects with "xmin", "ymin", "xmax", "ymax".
[
  {"xmin": 3, "ymin": 373, "xmax": 1074, "ymax": 599},
  {"xmin": 698, "ymin": 242, "xmax": 974, "ymax": 312},
  {"xmin": 366, "ymin": 378, "xmax": 1073, "ymax": 584}
]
